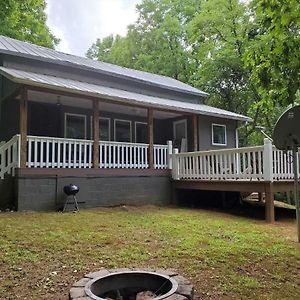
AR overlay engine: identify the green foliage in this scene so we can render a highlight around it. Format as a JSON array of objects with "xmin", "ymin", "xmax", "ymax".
[
  {"xmin": 0, "ymin": 0, "xmax": 58, "ymax": 48},
  {"xmin": 87, "ymin": 0, "xmax": 200, "ymax": 81},
  {"xmin": 86, "ymin": 0, "xmax": 300, "ymax": 146},
  {"xmin": 187, "ymin": 0, "xmax": 253, "ymax": 116},
  {"xmin": 245, "ymin": 0, "xmax": 300, "ymax": 110}
]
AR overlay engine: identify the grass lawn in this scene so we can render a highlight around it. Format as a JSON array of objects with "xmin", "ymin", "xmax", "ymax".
[{"xmin": 0, "ymin": 206, "xmax": 299, "ymax": 300}]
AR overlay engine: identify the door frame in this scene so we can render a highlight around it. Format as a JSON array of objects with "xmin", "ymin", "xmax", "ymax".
[{"xmin": 173, "ymin": 119, "xmax": 188, "ymax": 151}]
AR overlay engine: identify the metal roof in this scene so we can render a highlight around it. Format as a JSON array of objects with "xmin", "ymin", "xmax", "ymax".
[
  {"xmin": 0, "ymin": 67, "xmax": 252, "ymax": 122},
  {"xmin": 0, "ymin": 35, "xmax": 207, "ymax": 98}
]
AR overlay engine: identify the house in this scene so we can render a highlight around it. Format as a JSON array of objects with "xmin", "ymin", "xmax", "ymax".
[{"xmin": 0, "ymin": 35, "xmax": 251, "ymax": 211}]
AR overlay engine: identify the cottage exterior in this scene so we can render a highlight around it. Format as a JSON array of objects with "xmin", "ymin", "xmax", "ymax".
[{"xmin": 0, "ymin": 35, "xmax": 251, "ymax": 211}]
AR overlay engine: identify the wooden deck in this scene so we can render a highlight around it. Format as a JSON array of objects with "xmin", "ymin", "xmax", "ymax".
[{"xmin": 171, "ymin": 139, "xmax": 299, "ymax": 223}]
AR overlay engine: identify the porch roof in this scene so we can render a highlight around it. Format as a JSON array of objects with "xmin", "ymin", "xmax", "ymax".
[{"xmin": 0, "ymin": 67, "xmax": 252, "ymax": 122}]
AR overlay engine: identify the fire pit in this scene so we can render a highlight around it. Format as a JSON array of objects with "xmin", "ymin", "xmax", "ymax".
[{"xmin": 69, "ymin": 269, "xmax": 194, "ymax": 300}]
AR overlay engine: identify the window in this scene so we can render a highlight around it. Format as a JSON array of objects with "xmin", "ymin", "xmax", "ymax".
[
  {"xmin": 135, "ymin": 122, "xmax": 147, "ymax": 143},
  {"xmin": 212, "ymin": 124, "xmax": 227, "ymax": 146},
  {"xmin": 65, "ymin": 113, "xmax": 86, "ymax": 139},
  {"xmin": 114, "ymin": 119, "xmax": 131, "ymax": 142},
  {"xmin": 91, "ymin": 117, "xmax": 110, "ymax": 141},
  {"xmin": 99, "ymin": 118, "xmax": 110, "ymax": 141}
]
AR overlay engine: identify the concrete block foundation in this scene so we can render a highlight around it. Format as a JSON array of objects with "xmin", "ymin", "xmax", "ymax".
[{"xmin": 11, "ymin": 172, "xmax": 171, "ymax": 211}]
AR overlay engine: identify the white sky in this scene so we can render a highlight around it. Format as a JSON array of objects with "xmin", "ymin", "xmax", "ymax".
[{"xmin": 45, "ymin": 0, "xmax": 142, "ymax": 57}]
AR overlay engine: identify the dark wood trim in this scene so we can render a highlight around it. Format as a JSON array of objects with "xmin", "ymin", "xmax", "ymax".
[
  {"xmin": 19, "ymin": 88, "xmax": 28, "ymax": 168},
  {"xmin": 92, "ymin": 99, "xmax": 99, "ymax": 168},
  {"xmin": 148, "ymin": 108, "xmax": 154, "ymax": 169},
  {"xmin": 174, "ymin": 180, "xmax": 268, "ymax": 193},
  {"xmin": 16, "ymin": 168, "xmax": 170, "ymax": 178},
  {"xmin": 192, "ymin": 115, "xmax": 198, "ymax": 151},
  {"xmin": 174, "ymin": 179, "xmax": 296, "ymax": 193},
  {"xmin": 25, "ymin": 85, "xmax": 191, "ymax": 116}
]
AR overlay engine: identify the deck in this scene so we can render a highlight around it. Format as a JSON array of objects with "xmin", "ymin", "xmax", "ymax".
[
  {"xmin": 171, "ymin": 139, "xmax": 299, "ymax": 222},
  {"xmin": 0, "ymin": 135, "xmax": 298, "ymax": 221}
]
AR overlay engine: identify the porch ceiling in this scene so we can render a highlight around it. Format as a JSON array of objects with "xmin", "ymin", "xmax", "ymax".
[
  {"xmin": 27, "ymin": 90, "xmax": 179, "ymax": 119},
  {"xmin": 0, "ymin": 67, "xmax": 252, "ymax": 122}
]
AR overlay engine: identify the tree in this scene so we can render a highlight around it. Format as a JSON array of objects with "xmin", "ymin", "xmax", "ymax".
[
  {"xmin": 0, "ymin": 0, "xmax": 58, "ymax": 48},
  {"xmin": 245, "ymin": 0, "xmax": 300, "ymax": 110},
  {"xmin": 87, "ymin": 0, "xmax": 201, "ymax": 82},
  {"xmin": 187, "ymin": 0, "xmax": 267, "ymax": 145}
]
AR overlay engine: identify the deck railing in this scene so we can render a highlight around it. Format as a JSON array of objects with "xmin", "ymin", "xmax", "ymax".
[
  {"xmin": 0, "ymin": 135, "xmax": 20, "ymax": 179},
  {"xmin": 27, "ymin": 136, "xmax": 93, "ymax": 168},
  {"xmin": 99, "ymin": 141, "xmax": 149, "ymax": 169},
  {"xmin": 172, "ymin": 139, "xmax": 300, "ymax": 181},
  {"xmin": 25, "ymin": 135, "xmax": 171, "ymax": 170}
]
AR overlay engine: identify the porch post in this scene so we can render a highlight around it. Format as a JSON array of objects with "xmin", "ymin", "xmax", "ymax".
[
  {"xmin": 19, "ymin": 88, "xmax": 28, "ymax": 168},
  {"xmin": 148, "ymin": 108, "xmax": 154, "ymax": 169},
  {"xmin": 93, "ymin": 100, "xmax": 99, "ymax": 168},
  {"xmin": 192, "ymin": 115, "xmax": 198, "ymax": 151}
]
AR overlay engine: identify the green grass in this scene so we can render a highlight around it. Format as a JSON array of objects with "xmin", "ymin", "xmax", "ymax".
[{"xmin": 0, "ymin": 206, "xmax": 299, "ymax": 299}]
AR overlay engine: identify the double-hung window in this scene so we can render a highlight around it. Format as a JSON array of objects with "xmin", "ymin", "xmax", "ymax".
[{"xmin": 212, "ymin": 124, "xmax": 227, "ymax": 146}]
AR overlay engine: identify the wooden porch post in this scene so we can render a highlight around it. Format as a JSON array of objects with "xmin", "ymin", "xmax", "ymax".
[
  {"xmin": 93, "ymin": 100, "xmax": 99, "ymax": 168},
  {"xmin": 148, "ymin": 108, "xmax": 154, "ymax": 169},
  {"xmin": 19, "ymin": 88, "xmax": 28, "ymax": 168},
  {"xmin": 265, "ymin": 183, "xmax": 275, "ymax": 223},
  {"xmin": 192, "ymin": 115, "xmax": 198, "ymax": 151}
]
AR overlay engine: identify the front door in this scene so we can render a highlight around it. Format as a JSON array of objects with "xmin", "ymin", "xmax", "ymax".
[{"xmin": 173, "ymin": 119, "xmax": 187, "ymax": 152}]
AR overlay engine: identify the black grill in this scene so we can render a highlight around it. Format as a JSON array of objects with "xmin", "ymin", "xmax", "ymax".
[{"xmin": 63, "ymin": 184, "xmax": 80, "ymax": 196}]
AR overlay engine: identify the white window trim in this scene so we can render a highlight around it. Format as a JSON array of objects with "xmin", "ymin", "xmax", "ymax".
[
  {"xmin": 114, "ymin": 119, "xmax": 132, "ymax": 142},
  {"xmin": 90, "ymin": 116, "xmax": 111, "ymax": 140},
  {"xmin": 135, "ymin": 121, "xmax": 147, "ymax": 143},
  {"xmin": 64, "ymin": 113, "xmax": 87, "ymax": 139},
  {"xmin": 212, "ymin": 123, "xmax": 227, "ymax": 146}
]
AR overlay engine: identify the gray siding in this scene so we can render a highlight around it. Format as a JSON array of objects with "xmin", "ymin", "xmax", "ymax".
[
  {"xmin": 15, "ymin": 175, "xmax": 171, "ymax": 211},
  {"xmin": 0, "ymin": 76, "xmax": 19, "ymax": 100},
  {"xmin": 0, "ymin": 97, "xmax": 19, "ymax": 141},
  {"xmin": 198, "ymin": 115, "xmax": 237, "ymax": 150}
]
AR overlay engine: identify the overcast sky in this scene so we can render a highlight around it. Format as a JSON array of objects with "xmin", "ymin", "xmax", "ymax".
[{"xmin": 45, "ymin": 0, "xmax": 142, "ymax": 57}]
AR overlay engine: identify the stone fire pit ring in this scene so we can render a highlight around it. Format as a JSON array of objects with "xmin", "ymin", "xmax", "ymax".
[{"xmin": 69, "ymin": 268, "xmax": 194, "ymax": 300}]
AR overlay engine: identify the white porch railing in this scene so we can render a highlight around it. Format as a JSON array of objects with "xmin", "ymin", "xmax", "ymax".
[
  {"xmin": 99, "ymin": 141, "xmax": 171, "ymax": 169},
  {"xmin": 0, "ymin": 135, "xmax": 20, "ymax": 179},
  {"xmin": 172, "ymin": 138, "xmax": 300, "ymax": 182},
  {"xmin": 99, "ymin": 141, "xmax": 149, "ymax": 169},
  {"xmin": 27, "ymin": 136, "xmax": 93, "ymax": 168},
  {"xmin": 154, "ymin": 141, "xmax": 173, "ymax": 169},
  {"xmin": 25, "ymin": 135, "xmax": 171, "ymax": 170}
]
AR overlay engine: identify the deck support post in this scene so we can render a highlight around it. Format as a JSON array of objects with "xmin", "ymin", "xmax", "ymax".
[
  {"xmin": 19, "ymin": 88, "xmax": 28, "ymax": 168},
  {"xmin": 92, "ymin": 100, "xmax": 99, "ymax": 168},
  {"xmin": 265, "ymin": 183, "xmax": 275, "ymax": 223},
  {"xmin": 192, "ymin": 115, "xmax": 198, "ymax": 151},
  {"xmin": 148, "ymin": 108, "xmax": 154, "ymax": 169}
]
